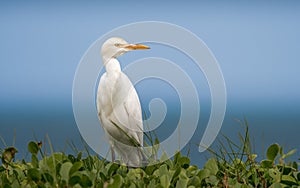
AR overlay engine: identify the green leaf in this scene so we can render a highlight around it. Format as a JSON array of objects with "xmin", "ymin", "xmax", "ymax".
[
  {"xmin": 261, "ymin": 159, "xmax": 273, "ymax": 168},
  {"xmin": 269, "ymin": 182, "xmax": 282, "ymax": 188},
  {"xmin": 160, "ymin": 152, "xmax": 169, "ymax": 162},
  {"xmin": 281, "ymin": 166, "xmax": 292, "ymax": 175},
  {"xmin": 0, "ymin": 166, "xmax": 6, "ymax": 172},
  {"xmin": 42, "ymin": 152, "xmax": 66, "ymax": 174},
  {"xmin": 2, "ymin": 147, "xmax": 18, "ymax": 165},
  {"xmin": 69, "ymin": 161, "xmax": 83, "ymax": 177},
  {"xmin": 241, "ymin": 184, "xmax": 251, "ymax": 188},
  {"xmin": 171, "ymin": 167, "xmax": 181, "ymax": 181},
  {"xmin": 108, "ymin": 163, "xmax": 119, "ymax": 176},
  {"xmin": 83, "ymin": 155, "xmax": 94, "ymax": 171},
  {"xmin": 198, "ymin": 169, "xmax": 210, "ymax": 180},
  {"xmin": 1, "ymin": 174, "xmax": 10, "ymax": 186},
  {"xmin": 28, "ymin": 141, "xmax": 39, "ymax": 154},
  {"xmin": 176, "ymin": 178, "xmax": 188, "ymax": 188},
  {"xmin": 59, "ymin": 162, "xmax": 73, "ymax": 182},
  {"xmin": 68, "ymin": 154, "xmax": 76, "ymax": 163},
  {"xmin": 159, "ymin": 164, "xmax": 169, "ymax": 176},
  {"xmin": 13, "ymin": 168, "xmax": 24, "ymax": 180},
  {"xmin": 107, "ymin": 174, "xmax": 123, "ymax": 188},
  {"xmin": 69, "ymin": 175, "xmax": 81, "ymax": 186},
  {"xmin": 281, "ymin": 175, "xmax": 298, "ymax": 185},
  {"xmin": 177, "ymin": 157, "xmax": 190, "ymax": 169},
  {"xmin": 292, "ymin": 161, "xmax": 298, "ymax": 170},
  {"xmin": 99, "ymin": 172, "xmax": 107, "ymax": 181},
  {"xmin": 187, "ymin": 165, "xmax": 198, "ymax": 172},
  {"xmin": 188, "ymin": 176, "xmax": 201, "ymax": 186},
  {"xmin": 148, "ymin": 179, "xmax": 157, "ymax": 188},
  {"xmin": 81, "ymin": 174, "xmax": 93, "ymax": 187},
  {"xmin": 174, "ymin": 152, "xmax": 181, "ymax": 165},
  {"xmin": 42, "ymin": 172, "xmax": 54, "ymax": 185},
  {"xmin": 31, "ymin": 154, "xmax": 39, "ymax": 168},
  {"xmin": 77, "ymin": 152, "xmax": 82, "ymax": 160},
  {"xmin": 179, "ymin": 169, "xmax": 188, "ymax": 180},
  {"xmin": 296, "ymin": 172, "xmax": 300, "ymax": 181},
  {"xmin": 268, "ymin": 169, "xmax": 281, "ymax": 182},
  {"xmin": 204, "ymin": 158, "xmax": 218, "ymax": 175},
  {"xmin": 160, "ymin": 175, "xmax": 170, "ymax": 187},
  {"xmin": 250, "ymin": 154, "xmax": 257, "ymax": 160},
  {"xmin": 266, "ymin": 143, "xmax": 280, "ymax": 161},
  {"xmin": 27, "ymin": 168, "xmax": 41, "ymax": 182},
  {"xmin": 145, "ymin": 165, "xmax": 157, "ymax": 175},
  {"xmin": 282, "ymin": 149, "xmax": 297, "ymax": 159},
  {"xmin": 205, "ymin": 175, "xmax": 219, "ymax": 186}
]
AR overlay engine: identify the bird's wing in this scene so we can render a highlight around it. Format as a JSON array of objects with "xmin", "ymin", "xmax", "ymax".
[
  {"xmin": 97, "ymin": 72, "xmax": 110, "ymax": 123},
  {"xmin": 111, "ymin": 73, "xmax": 143, "ymax": 145}
]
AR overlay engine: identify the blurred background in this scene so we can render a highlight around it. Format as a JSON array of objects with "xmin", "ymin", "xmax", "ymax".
[{"xmin": 0, "ymin": 1, "xmax": 299, "ymax": 166}]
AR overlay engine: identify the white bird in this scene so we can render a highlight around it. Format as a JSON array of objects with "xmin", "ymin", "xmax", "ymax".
[{"xmin": 97, "ymin": 37, "xmax": 150, "ymax": 166}]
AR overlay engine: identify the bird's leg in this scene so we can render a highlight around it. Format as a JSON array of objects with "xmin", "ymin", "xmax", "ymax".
[{"xmin": 111, "ymin": 147, "xmax": 115, "ymax": 162}]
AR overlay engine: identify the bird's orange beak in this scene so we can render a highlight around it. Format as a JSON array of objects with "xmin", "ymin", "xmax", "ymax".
[{"xmin": 124, "ymin": 44, "xmax": 150, "ymax": 50}]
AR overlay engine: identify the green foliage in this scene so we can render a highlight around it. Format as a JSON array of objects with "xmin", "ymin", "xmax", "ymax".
[
  {"xmin": 266, "ymin": 143, "xmax": 280, "ymax": 161},
  {"xmin": 0, "ymin": 121, "xmax": 299, "ymax": 187},
  {"xmin": 28, "ymin": 141, "xmax": 39, "ymax": 155},
  {"xmin": 204, "ymin": 119, "xmax": 300, "ymax": 187}
]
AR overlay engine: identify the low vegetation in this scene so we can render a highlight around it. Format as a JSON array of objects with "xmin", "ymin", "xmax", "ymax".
[{"xmin": 0, "ymin": 121, "xmax": 299, "ymax": 187}]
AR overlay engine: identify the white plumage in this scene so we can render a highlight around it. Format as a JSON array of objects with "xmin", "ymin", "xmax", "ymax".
[{"xmin": 96, "ymin": 37, "xmax": 149, "ymax": 166}]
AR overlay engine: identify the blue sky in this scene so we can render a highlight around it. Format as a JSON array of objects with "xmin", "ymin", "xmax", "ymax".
[
  {"xmin": 1, "ymin": 1, "xmax": 299, "ymax": 110},
  {"xmin": 0, "ymin": 1, "xmax": 299, "ymax": 163}
]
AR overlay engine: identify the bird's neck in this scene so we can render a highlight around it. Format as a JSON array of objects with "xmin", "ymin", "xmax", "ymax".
[{"xmin": 105, "ymin": 58, "xmax": 121, "ymax": 74}]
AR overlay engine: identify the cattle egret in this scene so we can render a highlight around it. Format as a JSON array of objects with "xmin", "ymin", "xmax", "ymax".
[{"xmin": 97, "ymin": 37, "xmax": 150, "ymax": 166}]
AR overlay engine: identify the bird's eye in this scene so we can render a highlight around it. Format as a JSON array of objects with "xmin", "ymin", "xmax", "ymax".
[{"xmin": 114, "ymin": 43, "xmax": 121, "ymax": 47}]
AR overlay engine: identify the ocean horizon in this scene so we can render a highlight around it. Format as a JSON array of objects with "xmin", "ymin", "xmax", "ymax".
[{"xmin": 1, "ymin": 102, "xmax": 299, "ymax": 167}]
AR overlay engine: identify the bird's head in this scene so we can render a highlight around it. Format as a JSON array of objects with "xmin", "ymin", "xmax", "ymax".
[{"xmin": 101, "ymin": 37, "xmax": 150, "ymax": 65}]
